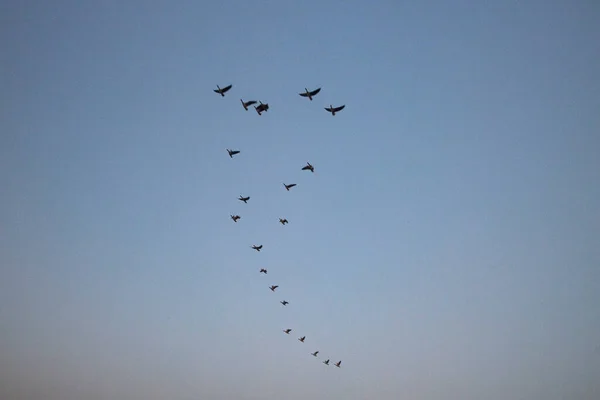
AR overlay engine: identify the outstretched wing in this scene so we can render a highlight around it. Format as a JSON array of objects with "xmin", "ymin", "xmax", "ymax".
[
  {"xmin": 299, "ymin": 91, "xmax": 310, "ymax": 97},
  {"xmin": 334, "ymin": 105, "xmax": 346, "ymax": 112},
  {"xmin": 245, "ymin": 100, "xmax": 257, "ymax": 106},
  {"xmin": 309, "ymin": 87, "xmax": 321, "ymax": 96},
  {"xmin": 220, "ymin": 84, "xmax": 232, "ymax": 93}
]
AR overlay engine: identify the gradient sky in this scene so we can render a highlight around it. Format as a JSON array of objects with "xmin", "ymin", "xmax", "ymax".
[{"xmin": 1, "ymin": 1, "xmax": 599, "ymax": 399}]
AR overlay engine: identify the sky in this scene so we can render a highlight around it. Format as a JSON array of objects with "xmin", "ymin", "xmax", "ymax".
[{"xmin": 1, "ymin": 0, "xmax": 599, "ymax": 399}]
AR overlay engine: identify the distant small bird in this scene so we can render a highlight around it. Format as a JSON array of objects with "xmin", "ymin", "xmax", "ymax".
[
  {"xmin": 238, "ymin": 195, "xmax": 250, "ymax": 203},
  {"xmin": 240, "ymin": 99, "xmax": 257, "ymax": 110},
  {"xmin": 227, "ymin": 149, "xmax": 240, "ymax": 158},
  {"xmin": 324, "ymin": 104, "xmax": 345, "ymax": 116},
  {"xmin": 252, "ymin": 245, "xmax": 263, "ymax": 252},
  {"xmin": 279, "ymin": 218, "xmax": 288, "ymax": 225},
  {"xmin": 283, "ymin": 183, "xmax": 297, "ymax": 191},
  {"xmin": 214, "ymin": 84, "xmax": 232, "ymax": 97},
  {"xmin": 298, "ymin": 336, "xmax": 306, "ymax": 343},
  {"xmin": 283, "ymin": 329, "xmax": 292, "ymax": 334},
  {"xmin": 255, "ymin": 101, "xmax": 269, "ymax": 115},
  {"xmin": 323, "ymin": 359, "xmax": 330, "ymax": 365},
  {"xmin": 280, "ymin": 300, "xmax": 289, "ymax": 306},
  {"xmin": 260, "ymin": 268, "xmax": 267, "ymax": 274},
  {"xmin": 334, "ymin": 361, "xmax": 342, "ymax": 368},
  {"xmin": 230, "ymin": 215, "xmax": 241, "ymax": 222},
  {"xmin": 311, "ymin": 351, "xmax": 319, "ymax": 357},
  {"xmin": 301, "ymin": 162, "xmax": 314, "ymax": 173},
  {"xmin": 269, "ymin": 285, "xmax": 279, "ymax": 292},
  {"xmin": 299, "ymin": 87, "xmax": 322, "ymax": 101}
]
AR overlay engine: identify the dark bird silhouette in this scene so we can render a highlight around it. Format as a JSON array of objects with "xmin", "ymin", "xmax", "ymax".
[
  {"xmin": 260, "ymin": 268, "xmax": 267, "ymax": 274},
  {"xmin": 323, "ymin": 359, "xmax": 330, "ymax": 365},
  {"xmin": 298, "ymin": 336, "xmax": 306, "ymax": 343},
  {"xmin": 227, "ymin": 149, "xmax": 240, "ymax": 158},
  {"xmin": 240, "ymin": 99, "xmax": 257, "ymax": 110},
  {"xmin": 301, "ymin": 162, "xmax": 314, "ymax": 173},
  {"xmin": 252, "ymin": 245, "xmax": 263, "ymax": 252},
  {"xmin": 269, "ymin": 285, "xmax": 279, "ymax": 292},
  {"xmin": 325, "ymin": 104, "xmax": 345, "ymax": 116},
  {"xmin": 254, "ymin": 101, "xmax": 269, "ymax": 115},
  {"xmin": 311, "ymin": 351, "xmax": 319, "ymax": 357},
  {"xmin": 299, "ymin": 87, "xmax": 321, "ymax": 101},
  {"xmin": 279, "ymin": 218, "xmax": 288, "ymax": 225},
  {"xmin": 283, "ymin": 329, "xmax": 292, "ymax": 334},
  {"xmin": 335, "ymin": 361, "xmax": 342, "ymax": 368},
  {"xmin": 214, "ymin": 84, "xmax": 232, "ymax": 97},
  {"xmin": 230, "ymin": 215, "xmax": 241, "ymax": 222},
  {"xmin": 238, "ymin": 195, "xmax": 250, "ymax": 203},
  {"xmin": 283, "ymin": 183, "xmax": 297, "ymax": 191},
  {"xmin": 280, "ymin": 300, "xmax": 289, "ymax": 306}
]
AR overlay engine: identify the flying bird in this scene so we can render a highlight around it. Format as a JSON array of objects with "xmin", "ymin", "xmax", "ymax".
[
  {"xmin": 269, "ymin": 285, "xmax": 279, "ymax": 292},
  {"xmin": 299, "ymin": 87, "xmax": 321, "ymax": 101},
  {"xmin": 325, "ymin": 104, "xmax": 345, "ymax": 116},
  {"xmin": 214, "ymin": 84, "xmax": 232, "ymax": 97},
  {"xmin": 252, "ymin": 245, "xmax": 263, "ymax": 252},
  {"xmin": 298, "ymin": 336, "xmax": 306, "ymax": 343},
  {"xmin": 323, "ymin": 359, "xmax": 330, "ymax": 365},
  {"xmin": 227, "ymin": 149, "xmax": 240, "ymax": 158},
  {"xmin": 279, "ymin": 218, "xmax": 288, "ymax": 225},
  {"xmin": 301, "ymin": 162, "xmax": 314, "ymax": 173},
  {"xmin": 283, "ymin": 329, "xmax": 292, "ymax": 334},
  {"xmin": 254, "ymin": 101, "xmax": 269, "ymax": 115},
  {"xmin": 311, "ymin": 351, "xmax": 319, "ymax": 357},
  {"xmin": 280, "ymin": 300, "xmax": 289, "ymax": 306},
  {"xmin": 259, "ymin": 268, "xmax": 267, "ymax": 274},
  {"xmin": 238, "ymin": 195, "xmax": 250, "ymax": 203},
  {"xmin": 335, "ymin": 361, "xmax": 342, "ymax": 368},
  {"xmin": 283, "ymin": 183, "xmax": 297, "ymax": 191},
  {"xmin": 240, "ymin": 99, "xmax": 257, "ymax": 110},
  {"xmin": 230, "ymin": 215, "xmax": 240, "ymax": 222}
]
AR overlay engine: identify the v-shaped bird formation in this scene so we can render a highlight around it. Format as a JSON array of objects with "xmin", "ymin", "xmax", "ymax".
[{"xmin": 219, "ymin": 83, "xmax": 344, "ymax": 370}]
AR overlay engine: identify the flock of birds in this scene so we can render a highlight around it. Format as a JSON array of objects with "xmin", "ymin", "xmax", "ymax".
[{"xmin": 216, "ymin": 83, "xmax": 344, "ymax": 369}]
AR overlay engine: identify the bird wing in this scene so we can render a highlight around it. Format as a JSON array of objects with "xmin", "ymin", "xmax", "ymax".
[
  {"xmin": 299, "ymin": 91, "xmax": 310, "ymax": 97},
  {"xmin": 245, "ymin": 100, "xmax": 257, "ymax": 106},
  {"xmin": 334, "ymin": 105, "xmax": 346, "ymax": 112},
  {"xmin": 220, "ymin": 84, "xmax": 232, "ymax": 92},
  {"xmin": 309, "ymin": 87, "xmax": 321, "ymax": 96}
]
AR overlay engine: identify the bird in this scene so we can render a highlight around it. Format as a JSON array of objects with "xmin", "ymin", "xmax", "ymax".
[
  {"xmin": 227, "ymin": 149, "xmax": 240, "ymax": 158},
  {"xmin": 240, "ymin": 99, "xmax": 257, "ymax": 110},
  {"xmin": 335, "ymin": 361, "xmax": 342, "ymax": 368},
  {"xmin": 252, "ymin": 245, "xmax": 263, "ymax": 252},
  {"xmin": 298, "ymin": 336, "xmax": 306, "ymax": 343},
  {"xmin": 214, "ymin": 84, "xmax": 232, "ymax": 97},
  {"xmin": 238, "ymin": 195, "xmax": 250, "ymax": 203},
  {"xmin": 299, "ymin": 87, "xmax": 322, "ymax": 101},
  {"xmin": 254, "ymin": 101, "xmax": 269, "ymax": 115},
  {"xmin": 269, "ymin": 285, "xmax": 279, "ymax": 292},
  {"xmin": 230, "ymin": 215, "xmax": 241, "ymax": 222},
  {"xmin": 323, "ymin": 359, "xmax": 330, "ymax": 365},
  {"xmin": 311, "ymin": 351, "xmax": 319, "ymax": 357},
  {"xmin": 283, "ymin": 183, "xmax": 297, "ymax": 191},
  {"xmin": 279, "ymin": 218, "xmax": 288, "ymax": 225},
  {"xmin": 280, "ymin": 300, "xmax": 289, "ymax": 306},
  {"xmin": 283, "ymin": 329, "xmax": 292, "ymax": 334},
  {"xmin": 301, "ymin": 162, "xmax": 314, "ymax": 173},
  {"xmin": 325, "ymin": 104, "xmax": 345, "ymax": 116},
  {"xmin": 259, "ymin": 268, "xmax": 267, "ymax": 274}
]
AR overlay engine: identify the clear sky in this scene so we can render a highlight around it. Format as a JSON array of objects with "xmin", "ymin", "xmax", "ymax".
[{"xmin": 1, "ymin": 1, "xmax": 599, "ymax": 399}]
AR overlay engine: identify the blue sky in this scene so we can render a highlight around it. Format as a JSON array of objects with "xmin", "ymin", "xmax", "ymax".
[{"xmin": 1, "ymin": 0, "xmax": 599, "ymax": 399}]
